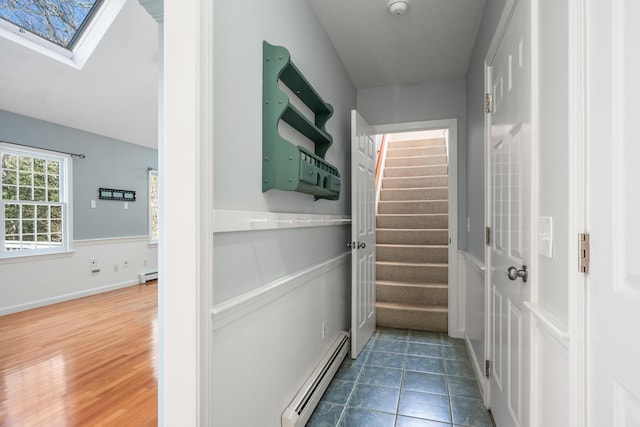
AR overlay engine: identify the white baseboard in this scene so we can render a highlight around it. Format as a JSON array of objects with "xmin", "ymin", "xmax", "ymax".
[{"xmin": 0, "ymin": 279, "xmax": 140, "ymax": 316}]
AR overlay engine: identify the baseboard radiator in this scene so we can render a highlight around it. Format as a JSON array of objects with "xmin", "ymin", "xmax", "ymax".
[
  {"xmin": 138, "ymin": 271, "xmax": 158, "ymax": 284},
  {"xmin": 282, "ymin": 331, "xmax": 350, "ymax": 427}
]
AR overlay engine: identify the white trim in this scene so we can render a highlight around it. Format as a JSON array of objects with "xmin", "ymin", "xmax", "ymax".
[
  {"xmin": 465, "ymin": 332, "xmax": 488, "ymax": 399},
  {"xmin": 148, "ymin": 169, "xmax": 159, "ymax": 244},
  {"xmin": 0, "ymin": 279, "xmax": 140, "ymax": 316},
  {"xmin": 213, "ymin": 209, "xmax": 351, "ymax": 233},
  {"xmin": 461, "ymin": 250, "xmax": 486, "ymax": 272},
  {"xmin": 525, "ymin": 301, "xmax": 570, "ymax": 345},
  {"xmin": 370, "ymin": 118, "xmax": 459, "ymax": 337},
  {"xmin": 567, "ymin": 0, "xmax": 587, "ymax": 424},
  {"xmin": 211, "ymin": 253, "xmax": 349, "ymax": 331}
]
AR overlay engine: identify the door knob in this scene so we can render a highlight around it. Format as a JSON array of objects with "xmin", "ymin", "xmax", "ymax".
[{"xmin": 507, "ymin": 265, "xmax": 528, "ymax": 283}]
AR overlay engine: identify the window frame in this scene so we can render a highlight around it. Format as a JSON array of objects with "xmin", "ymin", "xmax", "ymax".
[
  {"xmin": 0, "ymin": 143, "xmax": 73, "ymax": 258},
  {"xmin": 148, "ymin": 168, "xmax": 158, "ymax": 245}
]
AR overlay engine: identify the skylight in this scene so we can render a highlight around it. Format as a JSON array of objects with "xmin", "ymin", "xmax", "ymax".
[{"xmin": 0, "ymin": 0, "xmax": 104, "ymax": 50}]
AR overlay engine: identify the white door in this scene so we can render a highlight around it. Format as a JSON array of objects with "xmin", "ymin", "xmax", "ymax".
[
  {"xmin": 587, "ymin": 0, "xmax": 640, "ymax": 425},
  {"xmin": 486, "ymin": 0, "xmax": 532, "ymax": 425},
  {"xmin": 350, "ymin": 109, "xmax": 376, "ymax": 359}
]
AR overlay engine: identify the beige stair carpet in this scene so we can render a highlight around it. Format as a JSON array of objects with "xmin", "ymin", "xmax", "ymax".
[{"xmin": 376, "ymin": 137, "xmax": 449, "ymax": 332}]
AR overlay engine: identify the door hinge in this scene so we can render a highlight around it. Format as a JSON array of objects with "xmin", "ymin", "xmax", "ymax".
[
  {"xmin": 485, "ymin": 227, "xmax": 491, "ymax": 246},
  {"xmin": 485, "ymin": 360, "xmax": 491, "ymax": 379},
  {"xmin": 485, "ymin": 93, "xmax": 493, "ymax": 114},
  {"xmin": 579, "ymin": 233, "xmax": 590, "ymax": 273}
]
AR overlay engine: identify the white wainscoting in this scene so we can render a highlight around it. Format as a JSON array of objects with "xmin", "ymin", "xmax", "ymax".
[
  {"xmin": 527, "ymin": 301, "xmax": 570, "ymax": 426},
  {"xmin": 0, "ymin": 236, "xmax": 158, "ymax": 315},
  {"xmin": 458, "ymin": 250, "xmax": 487, "ymax": 396},
  {"xmin": 211, "ymin": 254, "xmax": 351, "ymax": 427}
]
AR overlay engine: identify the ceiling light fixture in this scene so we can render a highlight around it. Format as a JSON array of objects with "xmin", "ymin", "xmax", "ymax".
[{"xmin": 388, "ymin": 0, "xmax": 409, "ymax": 16}]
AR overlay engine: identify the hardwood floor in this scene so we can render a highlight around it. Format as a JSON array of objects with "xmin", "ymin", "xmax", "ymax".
[{"xmin": 0, "ymin": 282, "xmax": 158, "ymax": 426}]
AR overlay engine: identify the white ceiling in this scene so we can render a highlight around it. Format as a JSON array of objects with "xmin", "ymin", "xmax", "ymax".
[
  {"xmin": 0, "ymin": 0, "xmax": 485, "ymax": 149},
  {"xmin": 0, "ymin": 0, "xmax": 158, "ymax": 148},
  {"xmin": 310, "ymin": 0, "xmax": 486, "ymax": 89}
]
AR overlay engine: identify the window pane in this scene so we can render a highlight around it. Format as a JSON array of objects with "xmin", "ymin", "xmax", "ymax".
[
  {"xmin": 47, "ymin": 160, "xmax": 59, "ymax": 174},
  {"xmin": 18, "ymin": 172, "xmax": 33, "ymax": 186},
  {"xmin": 37, "ymin": 234, "xmax": 49, "ymax": 242},
  {"xmin": 18, "ymin": 156, "xmax": 32, "ymax": 171},
  {"xmin": 22, "ymin": 234, "xmax": 35, "ymax": 242},
  {"xmin": 22, "ymin": 205, "xmax": 34, "ymax": 218},
  {"xmin": 34, "ymin": 173, "xmax": 46, "ymax": 187},
  {"xmin": 51, "ymin": 220, "xmax": 62, "ymax": 233},
  {"xmin": 19, "ymin": 187, "xmax": 32, "ymax": 200},
  {"xmin": 22, "ymin": 220, "xmax": 34, "ymax": 234},
  {"xmin": 48, "ymin": 189, "xmax": 59, "ymax": 202},
  {"xmin": 5, "ymin": 220, "xmax": 19, "ymax": 234},
  {"xmin": 51, "ymin": 233, "xmax": 62, "ymax": 243},
  {"xmin": 48, "ymin": 174, "xmax": 59, "ymax": 189},
  {"xmin": 5, "ymin": 204, "xmax": 19, "ymax": 219},
  {"xmin": 2, "ymin": 154, "xmax": 17, "ymax": 169},
  {"xmin": 34, "ymin": 187, "xmax": 46, "ymax": 201},
  {"xmin": 2, "ymin": 185, "xmax": 17, "ymax": 200},
  {"xmin": 2, "ymin": 170, "xmax": 17, "ymax": 185},
  {"xmin": 37, "ymin": 220, "xmax": 49, "ymax": 233},
  {"xmin": 37, "ymin": 205, "xmax": 49, "ymax": 218},
  {"xmin": 51, "ymin": 206, "xmax": 62, "ymax": 219},
  {"xmin": 34, "ymin": 158, "xmax": 46, "ymax": 173}
]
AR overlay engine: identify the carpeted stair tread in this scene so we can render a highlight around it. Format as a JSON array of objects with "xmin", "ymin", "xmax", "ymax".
[
  {"xmin": 385, "ymin": 155, "xmax": 448, "ymax": 168},
  {"xmin": 376, "ymin": 229, "xmax": 449, "ymax": 245},
  {"xmin": 388, "ymin": 138, "xmax": 445, "ymax": 149},
  {"xmin": 384, "ymin": 166, "xmax": 448, "ymax": 178},
  {"xmin": 378, "ymin": 200, "xmax": 449, "ymax": 214},
  {"xmin": 376, "ymin": 303, "xmax": 448, "ymax": 332}
]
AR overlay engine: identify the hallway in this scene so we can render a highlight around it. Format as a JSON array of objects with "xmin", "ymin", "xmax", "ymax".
[{"xmin": 307, "ymin": 328, "xmax": 492, "ymax": 427}]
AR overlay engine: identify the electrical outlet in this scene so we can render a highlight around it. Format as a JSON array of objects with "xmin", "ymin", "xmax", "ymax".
[
  {"xmin": 114, "ymin": 264, "xmax": 118, "ymax": 272},
  {"xmin": 322, "ymin": 321, "xmax": 326, "ymax": 340},
  {"xmin": 89, "ymin": 259, "xmax": 100, "ymax": 273},
  {"xmin": 123, "ymin": 260, "xmax": 129, "ymax": 268},
  {"xmin": 143, "ymin": 259, "xmax": 148, "ymax": 267}
]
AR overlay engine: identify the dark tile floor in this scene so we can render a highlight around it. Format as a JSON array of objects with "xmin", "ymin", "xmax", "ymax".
[{"xmin": 307, "ymin": 328, "xmax": 493, "ymax": 427}]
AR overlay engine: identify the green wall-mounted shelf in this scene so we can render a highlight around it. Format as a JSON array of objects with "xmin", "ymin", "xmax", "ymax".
[{"xmin": 262, "ymin": 41, "xmax": 341, "ymax": 200}]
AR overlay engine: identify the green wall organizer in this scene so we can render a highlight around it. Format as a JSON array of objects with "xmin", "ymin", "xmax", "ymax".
[{"xmin": 262, "ymin": 41, "xmax": 341, "ymax": 201}]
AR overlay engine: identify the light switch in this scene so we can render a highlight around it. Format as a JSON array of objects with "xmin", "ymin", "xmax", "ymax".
[
  {"xmin": 538, "ymin": 216, "xmax": 553, "ymax": 258},
  {"xmin": 124, "ymin": 202, "xmax": 129, "ymax": 210}
]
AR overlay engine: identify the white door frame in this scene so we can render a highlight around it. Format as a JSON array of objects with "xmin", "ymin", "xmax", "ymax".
[{"xmin": 371, "ymin": 118, "xmax": 459, "ymax": 337}]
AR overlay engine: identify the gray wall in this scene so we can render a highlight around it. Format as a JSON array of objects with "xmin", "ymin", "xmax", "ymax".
[
  {"xmin": 357, "ymin": 78, "xmax": 467, "ymax": 249},
  {"xmin": 0, "ymin": 109, "xmax": 158, "ymax": 239},
  {"xmin": 212, "ymin": 0, "xmax": 357, "ymax": 302},
  {"xmin": 464, "ymin": 0, "xmax": 507, "ymax": 260}
]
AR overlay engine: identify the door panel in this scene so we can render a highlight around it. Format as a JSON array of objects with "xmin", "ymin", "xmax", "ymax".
[
  {"xmin": 351, "ymin": 110, "xmax": 376, "ymax": 359},
  {"xmin": 487, "ymin": 0, "xmax": 532, "ymax": 425}
]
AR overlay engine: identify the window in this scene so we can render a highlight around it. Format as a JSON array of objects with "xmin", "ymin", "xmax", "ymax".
[
  {"xmin": 0, "ymin": 0, "xmax": 104, "ymax": 49},
  {"xmin": 1, "ymin": 143, "xmax": 71, "ymax": 257},
  {"xmin": 148, "ymin": 169, "xmax": 158, "ymax": 244}
]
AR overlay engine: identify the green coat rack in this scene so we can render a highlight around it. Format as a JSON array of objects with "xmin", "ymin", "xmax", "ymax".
[{"xmin": 262, "ymin": 41, "xmax": 341, "ymax": 201}]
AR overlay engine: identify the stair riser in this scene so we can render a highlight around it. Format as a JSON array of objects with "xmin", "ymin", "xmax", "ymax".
[
  {"xmin": 385, "ymin": 155, "xmax": 447, "ymax": 168},
  {"xmin": 382, "ymin": 176, "xmax": 449, "ymax": 189},
  {"xmin": 380, "ymin": 188, "xmax": 449, "ymax": 201},
  {"xmin": 378, "ymin": 201, "xmax": 448, "ymax": 215},
  {"xmin": 377, "ymin": 246, "xmax": 448, "ymax": 263},
  {"xmin": 384, "ymin": 166, "xmax": 448, "ymax": 178},
  {"xmin": 387, "ymin": 138, "xmax": 445, "ymax": 149},
  {"xmin": 377, "ymin": 215, "xmax": 448, "ymax": 229},
  {"xmin": 387, "ymin": 146, "xmax": 446, "ymax": 158},
  {"xmin": 376, "ymin": 229, "xmax": 449, "ymax": 245},
  {"xmin": 376, "ymin": 306, "xmax": 448, "ymax": 332},
  {"xmin": 376, "ymin": 263, "xmax": 448, "ymax": 283},
  {"xmin": 377, "ymin": 283, "xmax": 448, "ymax": 306}
]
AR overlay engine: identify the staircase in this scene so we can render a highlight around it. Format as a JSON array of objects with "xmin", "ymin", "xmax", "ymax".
[{"xmin": 376, "ymin": 137, "xmax": 449, "ymax": 332}]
